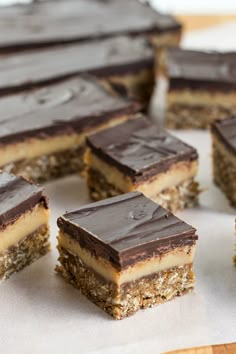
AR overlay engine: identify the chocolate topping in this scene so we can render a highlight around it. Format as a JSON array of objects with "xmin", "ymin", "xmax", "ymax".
[
  {"xmin": 87, "ymin": 116, "xmax": 198, "ymax": 182},
  {"xmin": 58, "ymin": 192, "xmax": 197, "ymax": 270},
  {"xmin": 167, "ymin": 48, "xmax": 236, "ymax": 90},
  {"xmin": 0, "ymin": 36, "xmax": 154, "ymax": 95},
  {"xmin": 0, "ymin": 0, "xmax": 181, "ymax": 51},
  {"xmin": 212, "ymin": 116, "xmax": 236, "ymax": 155},
  {"xmin": 0, "ymin": 172, "xmax": 48, "ymax": 229},
  {"xmin": 0, "ymin": 76, "xmax": 140, "ymax": 145}
]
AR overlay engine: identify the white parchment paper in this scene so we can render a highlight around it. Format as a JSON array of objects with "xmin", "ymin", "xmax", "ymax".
[{"xmin": 0, "ymin": 21, "xmax": 236, "ymax": 354}]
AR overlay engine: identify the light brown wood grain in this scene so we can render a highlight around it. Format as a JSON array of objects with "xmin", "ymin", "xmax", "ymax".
[
  {"xmin": 164, "ymin": 342, "xmax": 236, "ymax": 353},
  {"xmin": 176, "ymin": 15, "xmax": 236, "ymax": 32}
]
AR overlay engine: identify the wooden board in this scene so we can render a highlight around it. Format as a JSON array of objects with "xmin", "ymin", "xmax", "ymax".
[
  {"xmin": 176, "ymin": 15, "xmax": 236, "ymax": 31},
  {"xmin": 165, "ymin": 342, "xmax": 236, "ymax": 353}
]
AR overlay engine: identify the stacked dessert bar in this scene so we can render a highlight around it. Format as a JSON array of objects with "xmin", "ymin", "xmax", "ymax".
[
  {"xmin": 56, "ymin": 192, "xmax": 198, "ymax": 319},
  {"xmin": 0, "ymin": 75, "xmax": 140, "ymax": 182},
  {"xmin": 211, "ymin": 117, "xmax": 236, "ymax": 208},
  {"xmin": 0, "ymin": 0, "xmax": 182, "ymax": 52},
  {"xmin": 159, "ymin": 48, "xmax": 236, "ymax": 129},
  {"xmin": 85, "ymin": 116, "xmax": 199, "ymax": 212},
  {"xmin": 0, "ymin": 172, "xmax": 50, "ymax": 281}
]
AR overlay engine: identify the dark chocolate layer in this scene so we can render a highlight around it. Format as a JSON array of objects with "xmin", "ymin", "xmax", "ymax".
[
  {"xmin": 167, "ymin": 48, "xmax": 236, "ymax": 90},
  {"xmin": 0, "ymin": 0, "xmax": 181, "ymax": 51},
  {"xmin": 87, "ymin": 116, "xmax": 198, "ymax": 182},
  {"xmin": 0, "ymin": 76, "xmax": 140, "ymax": 145},
  {"xmin": 0, "ymin": 36, "xmax": 154, "ymax": 95},
  {"xmin": 58, "ymin": 191, "xmax": 197, "ymax": 270},
  {"xmin": 0, "ymin": 172, "xmax": 48, "ymax": 229},
  {"xmin": 211, "ymin": 116, "xmax": 236, "ymax": 155}
]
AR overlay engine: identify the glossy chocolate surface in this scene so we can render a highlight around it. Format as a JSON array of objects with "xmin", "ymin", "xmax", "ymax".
[
  {"xmin": 0, "ymin": 0, "xmax": 181, "ymax": 51},
  {"xmin": 0, "ymin": 36, "xmax": 154, "ymax": 95},
  {"xmin": 212, "ymin": 117, "xmax": 236, "ymax": 155},
  {"xmin": 0, "ymin": 172, "xmax": 48, "ymax": 229},
  {"xmin": 58, "ymin": 192, "xmax": 197, "ymax": 270},
  {"xmin": 87, "ymin": 116, "xmax": 198, "ymax": 182},
  {"xmin": 167, "ymin": 48, "xmax": 236, "ymax": 90},
  {"xmin": 0, "ymin": 76, "xmax": 140, "ymax": 144}
]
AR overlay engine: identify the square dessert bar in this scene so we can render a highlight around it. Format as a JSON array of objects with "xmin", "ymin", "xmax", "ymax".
[
  {"xmin": 85, "ymin": 116, "xmax": 199, "ymax": 212},
  {"xmin": 0, "ymin": 172, "xmax": 50, "ymax": 282},
  {"xmin": 211, "ymin": 118, "xmax": 236, "ymax": 264},
  {"xmin": 0, "ymin": 76, "xmax": 140, "ymax": 182},
  {"xmin": 56, "ymin": 192, "xmax": 198, "ymax": 319},
  {"xmin": 160, "ymin": 48, "xmax": 236, "ymax": 129},
  {"xmin": 0, "ymin": 36, "xmax": 155, "ymax": 106},
  {"xmin": 211, "ymin": 117, "xmax": 236, "ymax": 208},
  {"xmin": 0, "ymin": 0, "xmax": 182, "ymax": 52}
]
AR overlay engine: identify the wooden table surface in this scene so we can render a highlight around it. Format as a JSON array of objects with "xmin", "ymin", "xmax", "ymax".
[
  {"xmin": 176, "ymin": 15, "xmax": 236, "ymax": 31},
  {"xmin": 165, "ymin": 342, "xmax": 236, "ymax": 353}
]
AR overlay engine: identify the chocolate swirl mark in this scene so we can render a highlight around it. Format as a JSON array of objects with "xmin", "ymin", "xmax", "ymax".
[
  {"xmin": 34, "ymin": 87, "xmax": 75, "ymax": 108},
  {"xmin": 105, "ymin": 37, "xmax": 152, "ymax": 64},
  {"xmin": 22, "ymin": 79, "xmax": 90, "ymax": 110},
  {"xmin": 109, "ymin": 207, "xmax": 185, "ymax": 247},
  {"xmin": 106, "ymin": 129, "xmax": 179, "ymax": 163},
  {"xmin": 0, "ymin": 86, "xmax": 76, "ymax": 136},
  {"xmin": 64, "ymin": 192, "xmax": 141, "ymax": 221}
]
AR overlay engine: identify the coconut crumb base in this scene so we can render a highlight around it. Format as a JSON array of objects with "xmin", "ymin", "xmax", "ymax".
[
  {"xmin": 212, "ymin": 135, "xmax": 236, "ymax": 264},
  {"xmin": 212, "ymin": 135, "xmax": 236, "ymax": 208},
  {"xmin": 166, "ymin": 103, "xmax": 236, "ymax": 129},
  {"xmin": 87, "ymin": 168, "xmax": 199, "ymax": 213},
  {"xmin": 2, "ymin": 145, "xmax": 85, "ymax": 183},
  {"xmin": 56, "ymin": 246, "xmax": 195, "ymax": 320},
  {"xmin": 0, "ymin": 224, "xmax": 50, "ymax": 282}
]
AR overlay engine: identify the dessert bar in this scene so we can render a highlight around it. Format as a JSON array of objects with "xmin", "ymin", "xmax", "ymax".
[
  {"xmin": 56, "ymin": 192, "xmax": 198, "ymax": 319},
  {"xmin": 211, "ymin": 117, "xmax": 236, "ymax": 208},
  {"xmin": 85, "ymin": 116, "xmax": 199, "ymax": 212},
  {"xmin": 0, "ymin": 0, "xmax": 182, "ymax": 52},
  {"xmin": 161, "ymin": 48, "xmax": 236, "ymax": 129},
  {"xmin": 0, "ymin": 36, "xmax": 155, "ymax": 105},
  {"xmin": 0, "ymin": 76, "xmax": 140, "ymax": 182},
  {"xmin": 0, "ymin": 172, "xmax": 50, "ymax": 282}
]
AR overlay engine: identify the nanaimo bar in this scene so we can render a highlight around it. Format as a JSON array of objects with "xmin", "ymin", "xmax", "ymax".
[
  {"xmin": 0, "ymin": 0, "xmax": 182, "ymax": 52},
  {"xmin": 85, "ymin": 116, "xmax": 199, "ymax": 212},
  {"xmin": 211, "ymin": 118, "xmax": 236, "ymax": 264},
  {"xmin": 0, "ymin": 36, "xmax": 155, "ymax": 106},
  {"xmin": 56, "ymin": 192, "xmax": 198, "ymax": 319},
  {"xmin": 161, "ymin": 48, "xmax": 236, "ymax": 129},
  {"xmin": 0, "ymin": 76, "xmax": 140, "ymax": 182},
  {"xmin": 0, "ymin": 172, "xmax": 50, "ymax": 282},
  {"xmin": 211, "ymin": 117, "xmax": 236, "ymax": 208}
]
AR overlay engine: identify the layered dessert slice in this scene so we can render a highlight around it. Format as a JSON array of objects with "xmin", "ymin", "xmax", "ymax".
[
  {"xmin": 160, "ymin": 48, "xmax": 236, "ymax": 129},
  {"xmin": 0, "ymin": 36, "xmax": 155, "ymax": 106},
  {"xmin": 211, "ymin": 118, "xmax": 236, "ymax": 264},
  {"xmin": 0, "ymin": 0, "xmax": 182, "ymax": 52},
  {"xmin": 85, "ymin": 116, "xmax": 199, "ymax": 212},
  {"xmin": 56, "ymin": 191, "xmax": 198, "ymax": 319},
  {"xmin": 211, "ymin": 117, "xmax": 236, "ymax": 208},
  {"xmin": 0, "ymin": 76, "xmax": 140, "ymax": 182},
  {"xmin": 0, "ymin": 172, "xmax": 50, "ymax": 282}
]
